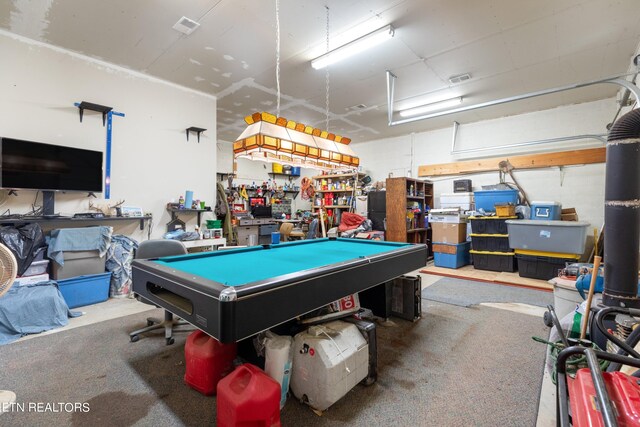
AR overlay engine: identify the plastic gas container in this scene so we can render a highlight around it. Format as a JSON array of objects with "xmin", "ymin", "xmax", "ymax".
[
  {"xmin": 184, "ymin": 330, "xmax": 237, "ymax": 396},
  {"xmin": 217, "ymin": 363, "xmax": 281, "ymax": 427}
]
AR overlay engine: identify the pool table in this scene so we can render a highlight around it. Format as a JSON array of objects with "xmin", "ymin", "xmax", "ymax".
[{"xmin": 132, "ymin": 238, "xmax": 426, "ymax": 342}]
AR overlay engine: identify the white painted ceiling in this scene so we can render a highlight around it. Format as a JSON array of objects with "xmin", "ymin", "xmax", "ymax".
[{"xmin": 1, "ymin": 0, "xmax": 639, "ymax": 142}]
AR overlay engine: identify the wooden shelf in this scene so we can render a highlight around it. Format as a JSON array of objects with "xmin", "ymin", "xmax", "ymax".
[
  {"xmin": 385, "ymin": 177, "xmax": 433, "ymax": 246},
  {"xmin": 311, "ymin": 172, "xmax": 361, "ymax": 237}
]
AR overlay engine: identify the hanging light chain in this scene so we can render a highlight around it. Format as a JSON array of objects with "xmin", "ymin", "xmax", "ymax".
[
  {"xmin": 325, "ymin": 5, "xmax": 330, "ymax": 131},
  {"xmin": 276, "ymin": 0, "xmax": 281, "ymax": 117}
]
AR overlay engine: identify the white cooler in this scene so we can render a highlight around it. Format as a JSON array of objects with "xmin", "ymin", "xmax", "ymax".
[{"xmin": 440, "ymin": 192, "xmax": 474, "ymax": 210}]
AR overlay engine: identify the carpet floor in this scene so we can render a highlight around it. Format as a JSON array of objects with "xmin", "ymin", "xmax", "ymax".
[
  {"xmin": 0, "ymin": 290, "xmax": 548, "ymax": 426},
  {"xmin": 422, "ymin": 277, "xmax": 554, "ymax": 308}
]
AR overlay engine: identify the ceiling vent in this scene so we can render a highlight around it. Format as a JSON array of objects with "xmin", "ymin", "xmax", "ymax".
[
  {"xmin": 173, "ymin": 16, "xmax": 200, "ymax": 35},
  {"xmin": 347, "ymin": 104, "xmax": 368, "ymax": 111},
  {"xmin": 448, "ymin": 73, "xmax": 471, "ymax": 84}
]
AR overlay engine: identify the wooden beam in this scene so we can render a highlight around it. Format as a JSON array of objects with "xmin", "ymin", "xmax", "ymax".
[{"xmin": 418, "ymin": 147, "xmax": 605, "ymax": 177}]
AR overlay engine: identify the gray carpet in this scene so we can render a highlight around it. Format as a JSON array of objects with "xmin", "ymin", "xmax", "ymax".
[
  {"xmin": 422, "ymin": 277, "xmax": 554, "ymax": 308},
  {"xmin": 0, "ymin": 297, "xmax": 548, "ymax": 426}
]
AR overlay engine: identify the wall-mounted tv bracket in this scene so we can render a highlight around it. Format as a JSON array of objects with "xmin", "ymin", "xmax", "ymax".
[
  {"xmin": 186, "ymin": 127, "xmax": 206, "ymax": 143},
  {"xmin": 75, "ymin": 102, "xmax": 125, "ymax": 200}
]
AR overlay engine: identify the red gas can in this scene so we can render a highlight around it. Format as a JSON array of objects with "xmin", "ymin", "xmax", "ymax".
[
  {"xmin": 216, "ymin": 363, "xmax": 281, "ymax": 427},
  {"xmin": 184, "ymin": 330, "xmax": 237, "ymax": 396}
]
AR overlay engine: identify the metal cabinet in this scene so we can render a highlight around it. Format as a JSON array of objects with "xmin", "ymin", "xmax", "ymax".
[
  {"xmin": 236, "ymin": 226, "xmax": 258, "ymax": 246},
  {"xmin": 235, "ymin": 218, "xmax": 277, "ymax": 246}
]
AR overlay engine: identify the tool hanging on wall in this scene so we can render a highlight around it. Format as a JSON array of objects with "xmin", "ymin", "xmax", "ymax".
[
  {"xmin": 239, "ymin": 185, "xmax": 248, "ymax": 200},
  {"xmin": 75, "ymin": 101, "xmax": 125, "ymax": 200},
  {"xmin": 498, "ymin": 160, "xmax": 530, "ymax": 206}
]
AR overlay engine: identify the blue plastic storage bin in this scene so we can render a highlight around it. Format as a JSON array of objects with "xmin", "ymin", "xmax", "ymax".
[
  {"xmin": 530, "ymin": 201, "xmax": 562, "ymax": 220},
  {"xmin": 433, "ymin": 241, "xmax": 471, "ymax": 269},
  {"xmin": 57, "ymin": 272, "xmax": 111, "ymax": 309},
  {"xmin": 474, "ymin": 189, "xmax": 518, "ymax": 212}
]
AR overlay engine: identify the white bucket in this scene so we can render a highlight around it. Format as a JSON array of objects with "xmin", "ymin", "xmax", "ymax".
[
  {"xmin": 553, "ymin": 281, "xmax": 584, "ymax": 319},
  {"xmin": 264, "ymin": 333, "xmax": 293, "ymax": 409}
]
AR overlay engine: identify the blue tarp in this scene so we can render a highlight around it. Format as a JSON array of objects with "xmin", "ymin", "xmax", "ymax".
[
  {"xmin": 47, "ymin": 226, "xmax": 112, "ymax": 266},
  {"xmin": 0, "ymin": 281, "xmax": 81, "ymax": 345}
]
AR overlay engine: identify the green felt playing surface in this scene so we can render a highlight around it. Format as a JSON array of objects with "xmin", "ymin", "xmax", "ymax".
[{"xmin": 154, "ymin": 238, "xmax": 411, "ymax": 286}]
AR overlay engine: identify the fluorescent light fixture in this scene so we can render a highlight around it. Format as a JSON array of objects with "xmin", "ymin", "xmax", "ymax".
[
  {"xmin": 398, "ymin": 97, "xmax": 463, "ymax": 117},
  {"xmin": 311, "ymin": 25, "xmax": 394, "ymax": 70}
]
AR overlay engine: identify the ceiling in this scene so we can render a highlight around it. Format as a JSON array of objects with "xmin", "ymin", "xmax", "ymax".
[{"xmin": 1, "ymin": 0, "xmax": 639, "ymax": 143}]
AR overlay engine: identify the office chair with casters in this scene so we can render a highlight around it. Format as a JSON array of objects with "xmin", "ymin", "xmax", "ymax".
[{"xmin": 129, "ymin": 239, "xmax": 194, "ymax": 345}]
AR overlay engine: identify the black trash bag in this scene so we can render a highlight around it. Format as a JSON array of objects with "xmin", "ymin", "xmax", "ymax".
[{"xmin": 0, "ymin": 223, "xmax": 46, "ymax": 276}]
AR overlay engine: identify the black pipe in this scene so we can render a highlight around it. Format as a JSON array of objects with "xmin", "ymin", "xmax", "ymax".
[
  {"xmin": 604, "ymin": 109, "xmax": 640, "ymax": 308},
  {"xmin": 584, "ymin": 348, "xmax": 617, "ymax": 427}
]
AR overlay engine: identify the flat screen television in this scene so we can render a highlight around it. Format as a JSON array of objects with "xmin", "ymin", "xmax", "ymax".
[{"xmin": 0, "ymin": 137, "xmax": 103, "ymax": 193}]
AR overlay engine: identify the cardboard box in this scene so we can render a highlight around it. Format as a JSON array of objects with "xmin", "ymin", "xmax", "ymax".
[
  {"xmin": 432, "ymin": 222, "xmax": 467, "ymax": 244},
  {"xmin": 561, "ymin": 207, "xmax": 578, "ymax": 221},
  {"xmin": 428, "ymin": 208, "xmax": 469, "ymax": 224},
  {"xmin": 433, "ymin": 243, "xmax": 458, "ymax": 254}
]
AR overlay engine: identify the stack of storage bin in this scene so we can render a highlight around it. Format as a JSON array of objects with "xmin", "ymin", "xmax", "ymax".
[
  {"xmin": 429, "ymin": 210, "xmax": 470, "ymax": 269},
  {"xmin": 506, "ymin": 217, "xmax": 589, "ymax": 280},
  {"xmin": 49, "ymin": 227, "xmax": 112, "ymax": 308},
  {"xmin": 469, "ymin": 216, "xmax": 518, "ymax": 272}
]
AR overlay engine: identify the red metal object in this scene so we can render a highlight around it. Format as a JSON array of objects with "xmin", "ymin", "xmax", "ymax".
[
  {"xmin": 217, "ymin": 363, "xmax": 281, "ymax": 427},
  {"xmin": 568, "ymin": 368, "xmax": 640, "ymax": 426},
  {"xmin": 184, "ymin": 330, "xmax": 237, "ymax": 396}
]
